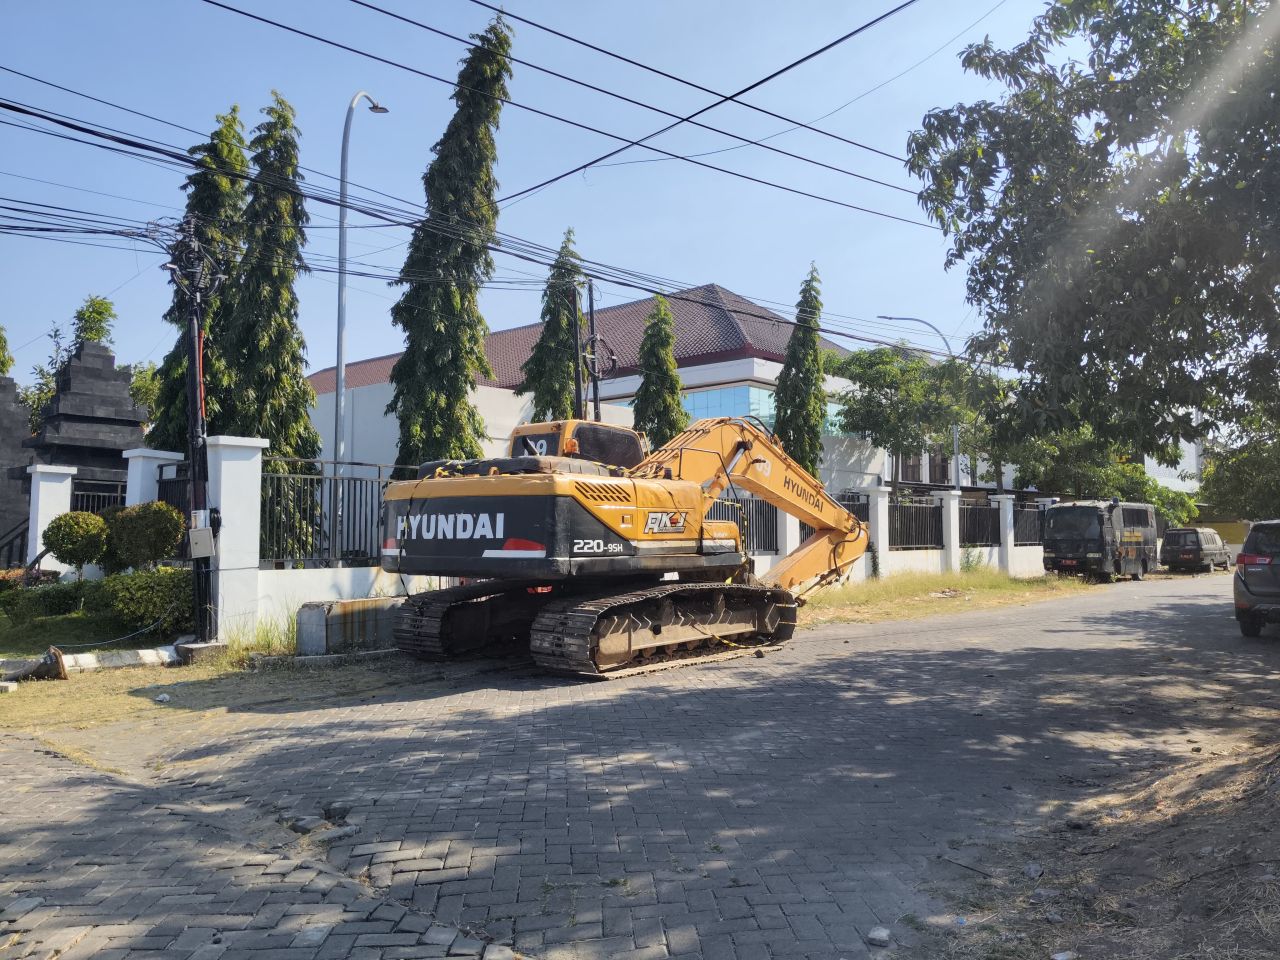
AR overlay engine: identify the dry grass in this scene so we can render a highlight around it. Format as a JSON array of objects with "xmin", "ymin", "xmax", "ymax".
[{"xmin": 801, "ymin": 568, "xmax": 1091, "ymax": 626}]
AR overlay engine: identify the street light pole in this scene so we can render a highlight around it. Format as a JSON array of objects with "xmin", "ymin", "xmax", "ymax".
[
  {"xmin": 332, "ymin": 91, "xmax": 387, "ymax": 561},
  {"xmin": 876, "ymin": 314, "xmax": 962, "ymax": 492}
]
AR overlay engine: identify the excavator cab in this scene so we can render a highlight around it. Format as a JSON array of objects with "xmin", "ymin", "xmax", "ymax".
[{"xmin": 508, "ymin": 420, "xmax": 647, "ymax": 470}]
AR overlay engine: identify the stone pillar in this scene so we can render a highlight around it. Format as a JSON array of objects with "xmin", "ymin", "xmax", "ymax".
[
  {"xmin": 26, "ymin": 464, "xmax": 77, "ymax": 571},
  {"xmin": 990, "ymin": 494, "xmax": 1016, "ymax": 575},
  {"xmin": 206, "ymin": 436, "xmax": 270, "ymax": 642},
  {"xmin": 862, "ymin": 486, "xmax": 892, "ymax": 561},
  {"xmin": 123, "ymin": 448, "xmax": 184, "ymax": 506},
  {"xmin": 934, "ymin": 489, "xmax": 963, "ymax": 573}
]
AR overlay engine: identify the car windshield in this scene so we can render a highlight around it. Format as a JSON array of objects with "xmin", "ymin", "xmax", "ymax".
[
  {"xmin": 1164, "ymin": 531, "xmax": 1196, "ymax": 547},
  {"xmin": 1245, "ymin": 524, "xmax": 1280, "ymax": 557},
  {"xmin": 1045, "ymin": 507, "xmax": 1101, "ymax": 539}
]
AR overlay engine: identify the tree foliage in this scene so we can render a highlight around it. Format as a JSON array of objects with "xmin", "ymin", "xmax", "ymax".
[
  {"xmin": 908, "ymin": 0, "xmax": 1280, "ymax": 456},
  {"xmin": 1200, "ymin": 414, "xmax": 1280, "ymax": 520},
  {"xmin": 150, "ymin": 107, "xmax": 248, "ymax": 453},
  {"xmin": 0, "ymin": 323, "xmax": 14, "ymax": 377},
  {"xmin": 773, "ymin": 265, "xmax": 826, "ymax": 476},
  {"xmin": 387, "ymin": 18, "xmax": 513, "ymax": 471},
  {"xmin": 223, "ymin": 93, "xmax": 319, "ymax": 461},
  {"xmin": 837, "ymin": 346, "xmax": 954, "ymax": 493},
  {"xmin": 129, "ymin": 362, "xmax": 160, "ymax": 429},
  {"xmin": 71, "ymin": 296, "xmax": 115, "ymax": 346},
  {"xmin": 17, "ymin": 325, "xmax": 68, "ymax": 434},
  {"xmin": 517, "ymin": 228, "xmax": 581, "ymax": 422},
  {"xmin": 110, "ymin": 501, "xmax": 186, "ymax": 570},
  {"xmin": 1011, "ymin": 424, "xmax": 1198, "ymax": 526},
  {"xmin": 631, "ymin": 295, "xmax": 689, "ymax": 448}
]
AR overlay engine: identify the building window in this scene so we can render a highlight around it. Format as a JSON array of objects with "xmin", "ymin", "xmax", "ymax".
[
  {"xmin": 928, "ymin": 450, "xmax": 951, "ymax": 486},
  {"xmin": 901, "ymin": 454, "xmax": 922, "ymax": 483}
]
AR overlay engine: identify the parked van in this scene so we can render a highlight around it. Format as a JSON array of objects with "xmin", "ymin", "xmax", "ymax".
[
  {"xmin": 1234, "ymin": 521, "xmax": 1280, "ymax": 637},
  {"xmin": 1042, "ymin": 500, "xmax": 1158, "ymax": 582},
  {"xmin": 1160, "ymin": 527, "xmax": 1232, "ymax": 572}
]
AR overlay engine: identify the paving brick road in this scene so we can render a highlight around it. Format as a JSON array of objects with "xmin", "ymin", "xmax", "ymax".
[{"xmin": 4, "ymin": 574, "xmax": 1279, "ymax": 959}]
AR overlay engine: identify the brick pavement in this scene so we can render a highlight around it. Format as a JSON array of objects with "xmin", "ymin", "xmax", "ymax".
[
  {"xmin": 0, "ymin": 737, "xmax": 514, "ymax": 959},
  {"xmin": 6, "ymin": 575, "xmax": 1279, "ymax": 959}
]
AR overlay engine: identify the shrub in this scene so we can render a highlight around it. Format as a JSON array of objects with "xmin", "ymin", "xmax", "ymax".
[
  {"xmin": 98, "ymin": 504, "xmax": 129, "ymax": 575},
  {"xmin": 0, "ymin": 579, "xmax": 104, "ymax": 625},
  {"xmin": 101, "ymin": 567, "xmax": 193, "ymax": 633},
  {"xmin": 42, "ymin": 511, "xmax": 108, "ymax": 580},
  {"xmin": 110, "ymin": 501, "xmax": 185, "ymax": 570}
]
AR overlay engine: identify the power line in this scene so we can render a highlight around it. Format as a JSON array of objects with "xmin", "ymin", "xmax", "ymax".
[
  {"xmin": 346, "ymin": 0, "xmax": 915, "ymax": 197},
  {"xmin": 600, "ymin": 0, "xmax": 1014, "ymax": 170},
  {"xmin": 0, "ymin": 99, "xmax": 959, "ymax": 357},
  {"xmin": 496, "ymin": 0, "xmax": 922, "ymax": 205},
  {"xmin": 194, "ymin": 0, "xmax": 933, "ymax": 229},
  {"xmin": 461, "ymin": 0, "xmax": 907, "ymax": 164}
]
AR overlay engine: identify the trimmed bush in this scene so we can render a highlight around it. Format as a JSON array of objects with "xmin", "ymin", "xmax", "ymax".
[
  {"xmin": 98, "ymin": 504, "xmax": 129, "ymax": 575},
  {"xmin": 42, "ymin": 511, "xmax": 108, "ymax": 579},
  {"xmin": 100, "ymin": 567, "xmax": 193, "ymax": 633},
  {"xmin": 0, "ymin": 580, "xmax": 104, "ymax": 625},
  {"xmin": 110, "ymin": 501, "xmax": 185, "ymax": 570}
]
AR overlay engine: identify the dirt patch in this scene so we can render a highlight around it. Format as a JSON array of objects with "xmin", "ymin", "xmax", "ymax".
[{"xmin": 911, "ymin": 744, "xmax": 1280, "ymax": 959}]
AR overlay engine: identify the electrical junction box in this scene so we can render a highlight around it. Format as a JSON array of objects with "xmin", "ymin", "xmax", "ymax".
[{"xmin": 188, "ymin": 527, "xmax": 215, "ymax": 559}]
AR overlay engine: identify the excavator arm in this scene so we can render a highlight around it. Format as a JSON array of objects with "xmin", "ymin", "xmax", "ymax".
[{"xmin": 633, "ymin": 417, "xmax": 867, "ymax": 593}]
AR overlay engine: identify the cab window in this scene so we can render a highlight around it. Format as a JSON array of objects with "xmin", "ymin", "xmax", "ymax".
[{"xmin": 573, "ymin": 424, "xmax": 645, "ymax": 469}]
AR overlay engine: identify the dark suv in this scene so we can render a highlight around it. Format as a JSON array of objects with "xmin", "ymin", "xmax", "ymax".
[
  {"xmin": 1161, "ymin": 527, "xmax": 1232, "ymax": 572},
  {"xmin": 1234, "ymin": 521, "xmax": 1280, "ymax": 637}
]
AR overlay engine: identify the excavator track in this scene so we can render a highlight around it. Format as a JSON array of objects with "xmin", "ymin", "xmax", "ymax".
[
  {"xmin": 394, "ymin": 580, "xmax": 543, "ymax": 659},
  {"xmin": 529, "ymin": 582, "xmax": 797, "ymax": 677}
]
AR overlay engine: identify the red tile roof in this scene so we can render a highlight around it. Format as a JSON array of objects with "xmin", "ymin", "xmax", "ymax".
[{"xmin": 309, "ymin": 283, "xmax": 843, "ymax": 395}]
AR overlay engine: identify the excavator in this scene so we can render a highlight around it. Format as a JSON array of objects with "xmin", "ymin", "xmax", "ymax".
[{"xmin": 381, "ymin": 417, "xmax": 867, "ymax": 676}]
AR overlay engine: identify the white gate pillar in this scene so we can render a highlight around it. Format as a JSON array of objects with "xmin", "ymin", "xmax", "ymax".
[
  {"xmin": 935, "ymin": 489, "xmax": 963, "ymax": 572},
  {"xmin": 123, "ymin": 448, "xmax": 184, "ymax": 506},
  {"xmin": 862, "ymin": 486, "xmax": 892, "ymax": 560},
  {"xmin": 990, "ymin": 494, "xmax": 1016, "ymax": 575},
  {"xmin": 26, "ymin": 464, "xmax": 77, "ymax": 571},
  {"xmin": 206, "ymin": 436, "xmax": 269, "ymax": 642}
]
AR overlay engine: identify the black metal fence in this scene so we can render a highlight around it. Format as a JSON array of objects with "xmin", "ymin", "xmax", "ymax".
[
  {"xmin": 157, "ymin": 461, "xmax": 191, "ymax": 518},
  {"xmin": 708, "ymin": 497, "xmax": 779, "ymax": 554},
  {"xmin": 1014, "ymin": 504, "xmax": 1045, "ymax": 545},
  {"xmin": 889, "ymin": 496, "xmax": 944, "ymax": 550},
  {"xmin": 960, "ymin": 500, "xmax": 999, "ymax": 547},
  {"xmin": 0, "ymin": 521, "xmax": 27, "ymax": 569},
  {"xmin": 260, "ymin": 459, "xmax": 397, "ymax": 567},
  {"xmin": 800, "ymin": 494, "xmax": 869, "ymax": 542},
  {"xmin": 70, "ymin": 479, "xmax": 126, "ymax": 515}
]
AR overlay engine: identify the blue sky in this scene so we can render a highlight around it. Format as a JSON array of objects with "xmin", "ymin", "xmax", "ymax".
[{"xmin": 1, "ymin": 0, "xmax": 1042, "ymax": 384}]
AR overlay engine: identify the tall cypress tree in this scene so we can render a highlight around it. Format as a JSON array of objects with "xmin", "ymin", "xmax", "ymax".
[
  {"xmin": 631, "ymin": 295, "xmax": 689, "ymax": 448},
  {"xmin": 517, "ymin": 228, "xmax": 581, "ymax": 422},
  {"xmin": 223, "ymin": 92, "xmax": 319, "ymax": 461},
  {"xmin": 150, "ymin": 107, "xmax": 248, "ymax": 452},
  {"xmin": 774, "ymin": 264, "xmax": 826, "ymax": 475},
  {"xmin": 387, "ymin": 18, "xmax": 513, "ymax": 471}
]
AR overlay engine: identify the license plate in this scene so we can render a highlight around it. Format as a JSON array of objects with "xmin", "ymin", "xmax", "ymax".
[
  {"xmin": 1181, "ymin": 552, "xmax": 1193, "ymax": 559},
  {"xmin": 1060, "ymin": 559, "xmax": 1077, "ymax": 566}
]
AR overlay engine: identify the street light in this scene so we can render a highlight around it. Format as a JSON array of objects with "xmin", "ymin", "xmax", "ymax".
[
  {"xmin": 876, "ymin": 315, "xmax": 962, "ymax": 491},
  {"xmin": 333, "ymin": 91, "xmax": 388, "ymax": 560}
]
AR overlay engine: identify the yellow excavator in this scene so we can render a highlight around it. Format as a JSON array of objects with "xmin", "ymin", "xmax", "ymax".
[{"xmin": 381, "ymin": 417, "xmax": 867, "ymax": 676}]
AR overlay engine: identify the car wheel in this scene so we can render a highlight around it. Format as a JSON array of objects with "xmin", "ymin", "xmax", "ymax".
[{"xmin": 1240, "ymin": 618, "xmax": 1263, "ymax": 638}]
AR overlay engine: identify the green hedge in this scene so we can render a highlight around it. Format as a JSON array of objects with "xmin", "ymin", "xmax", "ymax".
[
  {"xmin": 100, "ymin": 567, "xmax": 194, "ymax": 633},
  {"xmin": 0, "ymin": 568, "xmax": 193, "ymax": 635}
]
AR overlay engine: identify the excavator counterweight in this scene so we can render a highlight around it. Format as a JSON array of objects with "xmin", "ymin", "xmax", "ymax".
[{"xmin": 382, "ymin": 417, "xmax": 867, "ymax": 675}]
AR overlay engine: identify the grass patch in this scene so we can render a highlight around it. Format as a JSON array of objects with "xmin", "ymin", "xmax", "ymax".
[
  {"xmin": 224, "ymin": 617, "xmax": 298, "ymax": 665},
  {"xmin": 0, "ymin": 610, "xmax": 144, "ymax": 659},
  {"xmin": 801, "ymin": 568, "xmax": 1090, "ymax": 626}
]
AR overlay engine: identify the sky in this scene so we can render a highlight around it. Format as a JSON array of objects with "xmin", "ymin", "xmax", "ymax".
[{"xmin": 1, "ymin": 0, "xmax": 1046, "ymax": 386}]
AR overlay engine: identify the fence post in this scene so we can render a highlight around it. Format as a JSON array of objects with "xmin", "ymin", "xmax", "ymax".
[
  {"xmin": 123, "ymin": 448, "xmax": 184, "ymax": 506},
  {"xmin": 935, "ymin": 489, "xmax": 962, "ymax": 572},
  {"xmin": 776, "ymin": 510, "xmax": 800, "ymax": 563},
  {"xmin": 26, "ymin": 464, "xmax": 77, "ymax": 572},
  {"xmin": 206, "ymin": 436, "xmax": 270, "ymax": 643},
  {"xmin": 862, "ymin": 485, "xmax": 892, "ymax": 561},
  {"xmin": 990, "ymin": 494, "xmax": 1016, "ymax": 575}
]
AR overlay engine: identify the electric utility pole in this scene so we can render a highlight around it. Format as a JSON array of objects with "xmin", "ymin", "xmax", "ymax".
[{"xmin": 166, "ymin": 214, "xmax": 221, "ymax": 643}]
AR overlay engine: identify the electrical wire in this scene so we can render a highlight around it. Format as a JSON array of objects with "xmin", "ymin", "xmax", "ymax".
[
  {"xmin": 192, "ymin": 0, "xmax": 933, "ymax": 228},
  {"xmin": 461, "ymin": 0, "xmax": 907, "ymax": 163},
  {"xmin": 345, "ymin": 0, "xmax": 916, "ymax": 197},
  {"xmin": 495, "ymin": 0, "xmax": 922, "ymax": 205}
]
